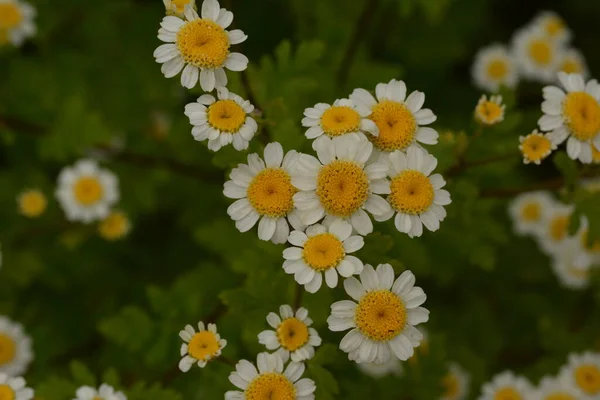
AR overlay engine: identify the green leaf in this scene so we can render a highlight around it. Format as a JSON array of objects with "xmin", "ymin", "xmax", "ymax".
[
  {"xmin": 98, "ymin": 306, "xmax": 155, "ymax": 352},
  {"xmin": 70, "ymin": 360, "xmax": 97, "ymax": 387}
]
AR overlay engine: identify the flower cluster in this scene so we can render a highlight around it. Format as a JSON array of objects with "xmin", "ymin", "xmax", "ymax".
[{"xmin": 0, "ymin": 0, "xmax": 36, "ymax": 48}]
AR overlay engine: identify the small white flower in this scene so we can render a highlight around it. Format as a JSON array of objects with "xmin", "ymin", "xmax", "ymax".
[
  {"xmin": 558, "ymin": 48, "xmax": 589, "ymax": 79},
  {"xmin": 282, "ymin": 220, "xmax": 365, "ymax": 293},
  {"xmin": 184, "ymin": 87, "xmax": 257, "ymax": 151},
  {"xmin": 507, "ymin": 191, "xmax": 555, "ymax": 236},
  {"xmin": 357, "ymin": 357, "xmax": 403, "ymax": 379},
  {"xmin": 178, "ymin": 321, "xmax": 227, "ymax": 372},
  {"xmin": 531, "ymin": 11, "xmax": 571, "ymax": 44},
  {"xmin": 559, "ymin": 352, "xmax": 600, "ymax": 399},
  {"xmin": 327, "ymin": 264, "xmax": 429, "ymax": 364},
  {"xmin": 538, "ymin": 72, "xmax": 600, "ymax": 164},
  {"xmin": 533, "ymin": 374, "xmax": 584, "ymax": 400},
  {"xmin": 0, "ymin": 0, "xmax": 36, "ymax": 47},
  {"xmin": 474, "ymin": 95, "xmax": 505, "ymax": 126},
  {"xmin": 519, "ymin": 130, "xmax": 556, "ymax": 165},
  {"xmin": 512, "ymin": 27, "xmax": 564, "ymax": 83},
  {"xmin": 73, "ymin": 383, "xmax": 126, "ymax": 400},
  {"xmin": 17, "ymin": 189, "xmax": 47, "ymax": 218},
  {"xmin": 551, "ymin": 238, "xmax": 592, "ymax": 290},
  {"xmin": 225, "ymin": 352, "xmax": 316, "ymax": 400},
  {"xmin": 153, "ymin": 0, "xmax": 249, "ymax": 91},
  {"xmin": 0, "ymin": 373, "xmax": 34, "ymax": 400},
  {"xmin": 441, "ymin": 363, "xmax": 470, "ymax": 400},
  {"xmin": 477, "ymin": 371, "xmax": 534, "ymax": 400},
  {"xmin": 55, "ymin": 159, "xmax": 119, "ymax": 224},
  {"xmin": 0, "ymin": 316, "xmax": 33, "ymax": 377},
  {"xmin": 223, "ymin": 142, "xmax": 306, "ymax": 244},
  {"xmin": 258, "ymin": 305, "xmax": 321, "ymax": 363},
  {"xmin": 163, "ymin": 0, "xmax": 196, "ymax": 18},
  {"xmin": 534, "ymin": 202, "xmax": 573, "ymax": 255},
  {"xmin": 471, "ymin": 44, "xmax": 519, "ymax": 92}
]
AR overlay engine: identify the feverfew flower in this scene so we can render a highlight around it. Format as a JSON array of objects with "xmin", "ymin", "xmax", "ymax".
[
  {"xmin": 55, "ymin": 159, "xmax": 119, "ymax": 224},
  {"xmin": 224, "ymin": 142, "xmax": 305, "ymax": 244},
  {"xmin": 474, "ymin": 95, "xmax": 505, "ymax": 126},
  {"xmin": 519, "ymin": 130, "xmax": 556, "ymax": 165},
  {"xmin": 17, "ymin": 189, "xmax": 47, "ymax": 218},
  {"xmin": 538, "ymin": 72, "xmax": 600, "ymax": 163},
  {"xmin": 558, "ymin": 49, "xmax": 588, "ymax": 79},
  {"xmin": 74, "ymin": 384, "xmax": 126, "ymax": 400},
  {"xmin": 441, "ymin": 363, "xmax": 470, "ymax": 400},
  {"xmin": 0, "ymin": 316, "xmax": 33, "ymax": 376},
  {"xmin": 357, "ymin": 358, "xmax": 403, "ymax": 379},
  {"xmin": 513, "ymin": 27, "xmax": 564, "ymax": 82},
  {"xmin": 154, "ymin": 0, "xmax": 248, "ymax": 91},
  {"xmin": 0, "ymin": 0, "xmax": 35, "ymax": 47},
  {"xmin": 98, "ymin": 211, "xmax": 131, "ymax": 241},
  {"xmin": 477, "ymin": 371, "xmax": 534, "ymax": 400},
  {"xmin": 258, "ymin": 305, "xmax": 321, "ymax": 362},
  {"xmin": 327, "ymin": 264, "xmax": 429, "ymax": 364},
  {"xmin": 163, "ymin": 0, "xmax": 196, "ymax": 18},
  {"xmin": 350, "ymin": 79, "xmax": 438, "ymax": 155},
  {"xmin": 184, "ymin": 87, "xmax": 257, "ymax": 151},
  {"xmin": 291, "ymin": 135, "xmax": 391, "ymax": 236},
  {"xmin": 559, "ymin": 352, "xmax": 600, "ymax": 399},
  {"xmin": 0, "ymin": 374, "xmax": 34, "ymax": 400},
  {"xmin": 178, "ymin": 321, "xmax": 226, "ymax": 372},
  {"xmin": 508, "ymin": 191, "xmax": 555, "ymax": 236},
  {"xmin": 283, "ymin": 220, "xmax": 365, "ymax": 293},
  {"xmin": 226, "ymin": 352, "xmax": 316, "ymax": 400},
  {"xmin": 471, "ymin": 44, "xmax": 519, "ymax": 92},
  {"xmin": 534, "ymin": 375, "xmax": 584, "ymax": 400},
  {"xmin": 531, "ymin": 11, "xmax": 571, "ymax": 44},
  {"xmin": 551, "ymin": 238, "xmax": 592, "ymax": 290},
  {"xmin": 573, "ymin": 217, "xmax": 600, "ymax": 266},
  {"xmin": 301, "ymin": 98, "xmax": 378, "ymax": 153},
  {"xmin": 535, "ymin": 202, "xmax": 573, "ymax": 255}
]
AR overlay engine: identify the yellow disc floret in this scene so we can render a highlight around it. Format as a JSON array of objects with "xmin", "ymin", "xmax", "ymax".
[
  {"xmin": 99, "ymin": 212, "xmax": 130, "ymax": 241},
  {"xmin": 580, "ymin": 230, "xmax": 600, "ymax": 254},
  {"xmin": 562, "ymin": 92, "xmax": 600, "ymax": 141},
  {"xmin": 0, "ymin": 333, "xmax": 16, "ymax": 366},
  {"xmin": 520, "ymin": 202, "xmax": 541, "ymax": 222},
  {"xmin": 574, "ymin": 364, "xmax": 600, "ymax": 395},
  {"xmin": 73, "ymin": 177, "xmax": 104, "ymax": 206},
  {"xmin": 493, "ymin": 387, "xmax": 523, "ymax": 400},
  {"xmin": 369, "ymin": 100, "xmax": 417, "ymax": 151},
  {"xmin": 475, "ymin": 99, "xmax": 504, "ymax": 125},
  {"xmin": 544, "ymin": 16, "xmax": 565, "ymax": 38},
  {"xmin": 207, "ymin": 100, "xmax": 246, "ymax": 133},
  {"xmin": 592, "ymin": 145, "xmax": 600, "ymax": 163},
  {"xmin": 0, "ymin": 384, "xmax": 15, "ymax": 400},
  {"xmin": 354, "ymin": 290, "xmax": 406, "ymax": 342},
  {"xmin": 0, "ymin": 3, "xmax": 22, "ymax": 30},
  {"xmin": 487, "ymin": 59, "xmax": 509, "ymax": 80},
  {"xmin": 302, "ymin": 233, "xmax": 345, "ymax": 271},
  {"xmin": 389, "ymin": 170, "xmax": 434, "ymax": 215},
  {"xmin": 176, "ymin": 19, "xmax": 230, "ymax": 69},
  {"xmin": 188, "ymin": 330, "xmax": 220, "ymax": 361},
  {"xmin": 549, "ymin": 215, "xmax": 569, "ymax": 242},
  {"xmin": 245, "ymin": 373, "xmax": 296, "ymax": 400},
  {"xmin": 18, "ymin": 189, "xmax": 47, "ymax": 218},
  {"xmin": 247, "ymin": 168, "xmax": 296, "ymax": 218},
  {"xmin": 276, "ymin": 318, "xmax": 309, "ymax": 352},
  {"xmin": 561, "ymin": 59, "xmax": 582, "ymax": 75},
  {"xmin": 320, "ymin": 106, "xmax": 361, "ymax": 137},
  {"xmin": 528, "ymin": 39, "xmax": 552, "ymax": 66},
  {"xmin": 520, "ymin": 133, "xmax": 553, "ymax": 164},
  {"xmin": 545, "ymin": 393, "xmax": 576, "ymax": 400},
  {"xmin": 316, "ymin": 160, "xmax": 369, "ymax": 217},
  {"xmin": 442, "ymin": 372, "xmax": 460, "ymax": 399}
]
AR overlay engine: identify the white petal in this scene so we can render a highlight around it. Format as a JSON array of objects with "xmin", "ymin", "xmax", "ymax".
[
  {"xmin": 343, "ymin": 277, "xmax": 366, "ymax": 301},
  {"xmin": 258, "ymin": 217, "xmax": 277, "ymax": 241},
  {"xmin": 228, "ymin": 29, "xmax": 248, "ymax": 45},
  {"xmin": 405, "ymin": 91, "xmax": 425, "ymax": 113},
  {"xmin": 225, "ymin": 53, "xmax": 249, "ymax": 71},
  {"xmin": 264, "ymin": 142, "xmax": 284, "ymax": 167},
  {"xmin": 201, "ymin": 0, "xmax": 220, "ymax": 21},
  {"xmin": 200, "ymin": 68, "xmax": 216, "ymax": 91}
]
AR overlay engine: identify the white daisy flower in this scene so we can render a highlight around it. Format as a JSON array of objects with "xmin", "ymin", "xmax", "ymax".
[
  {"xmin": 291, "ymin": 135, "xmax": 391, "ymax": 236},
  {"xmin": 225, "ymin": 352, "xmax": 316, "ymax": 400},
  {"xmin": 55, "ymin": 159, "xmax": 119, "ymax": 224},
  {"xmin": 507, "ymin": 191, "xmax": 555, "ymax": 236},
  {"xmin": 258, "ymin": 305, "xmax": 321, "ymax": 363},
  {"xmin": 350, "ymin": 79, "xmax": 438, "ymax": 155},
  {"xmin": 74, "ymin": 383, "xmax": 126, "ymax": 400},
  {"xmin": 559, "ymin": 352, "xmax": 600, "ymax": 399},
  {"xmin": 184, "ymin": 87, "xmax": 257, "ymax": 151},
  {"xmin": 535, "ymin": 202, "xmax": 574, "ymax": 255},
  {"xmin": 17, "ymin": 189, "xmax": 47, "ymax": 218},
  {"xmin": 282, "ymin": 220, "xmax": 365, "ymax": 293},
  {"xmin": 471, "ymin": 44, "xmax": 519, "ymax": 93},
  {"xmin": 178, "ymin": 321, "xmax": 227, "ymax": 372},
  {"xmin": 153, "ymin": 0, "xmax": 248, "ymax": 91},
  {"xmin": 558, "ymin": 48, "xmax": 589, "ymax": 79},
  {"xmin": 163, "ymin": 0, "xmax": 196, "ymax": 18},
  {"xmin": 383, "ymin": 146, "xmax": 451, "ymax": 238},
  {"xmin": 474, "ymin": 95, "xmax": 505, "ymax": 126},
  {"xmin": 519, "ymin": 130, "xmax": 556, "ymax": 165},
  {"xmin": 534, "ymin": 375, "xmax": 584, "ymax": 400},
  {"xmin": 538, "ymin": 72, "xmax": 600, "ymax": 163},
  {"xmin": 531, "ymin": 11, "xmax": 571, "ymax": 44},
  {"xmin": 477, "ymin": 371, "xmax": 534, "ymax": 400},
  {"xmin": 512, "ymin": 27, "xmax": 564, "ymax": 83},
  {"xmin": 357, "ymin": 357, "xmax": 403, "ymax": 379},
  {"xmin": 441, "ymin": 363, "xmax": 470, "ymax": 400},
  {"xmin": 0, "ymin": 316, "xmax": 33, "ymax": 377},
  {"xmin": 0, "ymin": 0, "xmax": 35, "ymax": 47},
  {"xmin": 0, "ymin": 374, "xmax": 34, "ymax": 400},
  {"xmin": 224, "ymin": 142, "xmax": 306, "ymax": 244},
  {"xmin": 327, "ymin": 263, "xmax": 429, "ymax": 364},
  {"xmin": 301, "ymin": 98, "xmax": 379, "ymax": 153},
  {"xmin": 551, "ymin": 238, "xmax": 593, "ymax": 290}
]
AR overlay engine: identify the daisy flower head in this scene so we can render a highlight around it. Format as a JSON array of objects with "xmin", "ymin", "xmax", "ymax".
[
  {"xmin": 224, "ymin": 142, "xmax": 306, "ymax": 244},
  {"xmin": 551, "ymin": 238, "xmax": 592, "ymax": 290},
  {"xmin": 98, "ymin": 211, "xmax": 131, "ymax": 241},
  {"xmin": 179, "ymin": 321, "xmax": 226, "ymax": 372},
  {"xmin": 0, "ymin": 0, "xmax": 35, "ymax": 48},
  {"xmin": 153, "ymin": 0, "xmax": 248, "ymax": 91},
  {"xmin": 535, "ymin": 202, "xmax": 573, "ymax": 255},
  {"xmin": 74, "ymin": 384, "xmax": 126, "ymax": 400},
  {"xmin": 441, "ymin": 363, "xmax": 470, "ymax": 400},
  {"xmin": 0, "ymin": 316, "xmax": 33, "ymax": 376},
  {"xmin": 573, "ymin": 217, "xmax": 600, "ymax": 266},
  {"xmin": 282, "ymin": 220, "xmax": 365, "ymax": 293},
  {"xmin": 258, "ymin": 305, "xmax": 321, "ymax": 363},
  {"xmin": 55, "ymin": 159, "xmax": 119, "ymax": 224},
  {"xmin": 559, "ymin": 352, "xmax": 600, "ymax": 398},
  {"xmin": 17, "ymin": 189, "xmax": 47, "ymax": 218},
  {"xmin": 539, "ymin": 72, "xmax": 600, "ymax": 163},
  {"xmin": 0, "ymin": 374, "xmax": 34, "ymax": 400},
  {"xmin": 301, "ymin": 98, "xmax": 379, "ymax": 153},
  {"xmin": 471, "ymin": 44, "xmax": 519, "ymax": 93},
  {"xmin": 357, "ymin": 357, "xmax": 403, "ymax": 379},
  {"xmin": 163, "ymin": 0, "xmax": 196, "ymax": 18},
  {"xmin": 477, "ymin": 371, "xmax": 534, "ymax": 400},
  {"xmin": 291, "ymin": 135, "xmax": 391, "ymax": 236},
  {"xmin": 513, "ymin": 27, "xmax": 564, "ymax": 83},
  {"xmin": 184, "ymin": 87, "xmax": 257, "ymax": 151},
  {"xmin": 226, "ymin": 352, "xmax": 316, "ymax": 400},
  {"xmin": 534, "ymin": 375, "xmax": 584, "ymax": 400},
  {"xmin": 559, "ymin": 49, "xmax": 589, "ymax": 79},
  {"xmin": 350, "ymin": 79, "xmax": 438, "ymax": 156},
  {"xmin": 531, "ymin": 11, "xmax": 571, "ymax": 44},
  {"xmin": 384, "ymin": 146, "xmax": 451, "ymax": 238},
  {"xmin": 507, "ymin": 191, "xmax": 555, "ymax": 236},
  {"xmin": 519, "ymin": 130, "xmax": 556, "ymax": 165},
  {"xmin": 327, "ymin": 263, "xmax": 429, "ymax": 364},
  {"xmin": 474, "ymin": 95, "xmax": 505, "ymax": 126}
]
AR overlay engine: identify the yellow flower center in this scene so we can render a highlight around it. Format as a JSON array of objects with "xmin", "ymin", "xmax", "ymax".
[
  {"xmin": 528, "ymin": 39, "xmax": 552, "ymax": 66},
  {"xmin": 369, "ymin": 100, "xmax": 417, "ymax": 151},
  {"xmin": 188, "ymin": 330, "xmax": 220, "ymax": 361},
  {"xmin": 247, "ymin": 168, "xmax": 297, "ymax": 218},
  {"xmin": 493, "ymin": 387, "xmax": 523, "ymax": 400},
  {"xmin": 442, "ymin": 372, "xmax": 460, "ymax": 399},
  {"xmin": 316, "ymin": 160, "xmax": 369, "ymax": 217},
  {"xmin": 245, "ymin": 373, "xmax": 296, "ymax": 400},
  {"xmin": 0, "ymin": 31, "xmax": 8, "ymax": 46},
  {"xmin": 574, "ymin": 364, "xmax": 600, "ymax": 394},
  {"xmin": 176, "ymin": 19, "xmax": 230, "ymax": 69},
  {"xmin": 172, "ymin": 0, "xmax": 193, "ymax": 13},
  {"xmin": 0, "ymin": 4, "xmax": 22, "ymax": 30},
  {"xmin": 0, "ymin": 333, "xmax": 16, "ymax": 366},
  {"xmin": 487, "ymin": 59, "xmax": 509, "ymax": 80},
  {"xmin": 302, "ymin": 233, "xmax": 345, "ymax": 271},
  {"xmin": 0, "ymin": 385, "xmax": 15, "ymax": 400},
  {"xmin": 355, "ymin": 290, "xmax": 406, "ymax": 342},
  {"xmin": 19, "ymin": 190, "xmax": 47, "ymax": 218},
  {"xmin": 563, "ymin": 92, "xmax": 600, "ymax": 141},
  {"xmin": 320, "ymin": 106, "xmax": 362, "ymax": 137},
  {"xmin": 561, "ymin": 59, "xmax": 582, "ymax": 74},
  {"xmin": 521, "ymin": 134, "xmax": 552, "ymax": 163},
  {"xmin": 207, "ymin": 100, "xmax": 246, "ymax": 133},
  {"xmin": 389, "ymin": 170, "xmax": 434, "ymax": 215},
  {"xmin": 276, "ymin": 318, "xmax": 310, "ymax": 352},
  {"xmin": 73, "ymin": 176, "xmax": 104, "ymax": 206},
  {"xmin": 476, "ymin": 101, "xmax": 503, "ymax": 124},
  {"xmin": 93, "ymin": 397, "xmax": 104, "ymax": 400},
  {"xmin": 520, "ymin": 202, "xmax": 541, "ymax": 222},
  {"xmin": 580, "ymin": 230, "xmax": 600, "ymax": 253},
  {"xmin": 545, "ymin": 393, "xmax": 576, "ymax": 400},
  {"xmin": 99, "ymin": 212, "xmax": 130, "ymax": 241},
  {"xmin": 549, "ymin": 215, "xmax": 569, "ymax": 241},
  {"xmin": 544, "ymin": 17, "xmax": 565, "ymax": 37}
]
